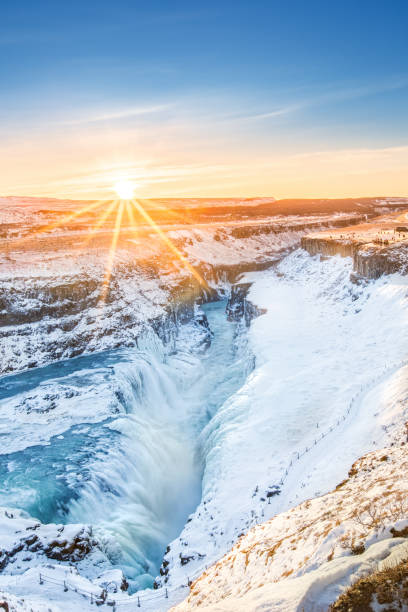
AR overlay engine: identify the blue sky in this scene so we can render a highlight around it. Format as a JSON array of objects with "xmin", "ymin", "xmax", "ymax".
[{"xmin": 1, "ymin": 0, "xmax": 407, "ymax": 198}]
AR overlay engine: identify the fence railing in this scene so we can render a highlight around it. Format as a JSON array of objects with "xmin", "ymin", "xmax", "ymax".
[
  {"xmin": 38, "ymin": 561, "xmax": 208, "ymax": 609},
  {"xmin": 246, "ymin": 357, "xmax": 408, "ymax": 527}
]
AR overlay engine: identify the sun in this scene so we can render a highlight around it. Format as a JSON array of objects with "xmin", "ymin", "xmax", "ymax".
[{"xmin": 113, "ymin": 180, "xmax": 135, "ymax": 199}]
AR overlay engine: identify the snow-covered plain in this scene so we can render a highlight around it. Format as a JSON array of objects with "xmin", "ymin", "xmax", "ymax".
[{"xmin": 0, "ymin": 213, "xmax": 360, "ymax": 374}]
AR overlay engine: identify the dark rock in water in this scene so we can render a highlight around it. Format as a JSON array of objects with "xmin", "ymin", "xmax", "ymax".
[
  {"xmin": 0, "ymin": 552, "xmax": 8, "ymax": 571},
  {"xmin": 195, "ymin": 312, "xmax": 210, "ymax": 332},
  {"xmin": 226, "ymin": 283, "xmax": 251, "ymax": 321},
  {"xmin": 226, "ymin": 283, "xmax": 266, "ymax": 326},
  {"xmin": 192, "ymin": 311, "xmax": 213, "ymax": 350}
]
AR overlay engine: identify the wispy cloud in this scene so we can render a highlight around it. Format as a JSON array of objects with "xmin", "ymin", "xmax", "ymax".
[
  {"xmin": 1, "ymin": 75, "xmax": 407, "ymax": 200},
  {"xmin": 232, "ymin": 105, "xmax": 300, "ymax": 122},
  {"xmin": 225, "ymin": 75, "xmax": 408, "ymax": 124},
  {"xmin": 61, "ymin": 104, "xmax": 173, "ymax": 126},
  {"xmin": 307, "ymin": 75, "xmax": 408, "ymax": 106}
]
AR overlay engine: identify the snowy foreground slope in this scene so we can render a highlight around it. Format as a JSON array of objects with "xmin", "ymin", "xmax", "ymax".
[{"xmin": 173, "ymin": 441, "xmax": 408, "ymax": 611}]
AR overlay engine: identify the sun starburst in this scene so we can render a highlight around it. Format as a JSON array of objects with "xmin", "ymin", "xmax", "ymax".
[
  {"xmin": 129, "ymin": 199, "xmax": 206, "ymax": 287},
  {"xmin": 6, "ymin": 191, "xmax": 207, "ymax": 309},
  {"xmin": 113, "ymin": 180, "xmax": 135, "ymax": 200},
  {"xmin": 99, "ymin": 200, "xmax": 125, "ymax": 304}
]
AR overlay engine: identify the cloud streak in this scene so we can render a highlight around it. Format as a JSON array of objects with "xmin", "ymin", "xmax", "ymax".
[
  {"xmin": 61, "ymin": 104, "xmax": 173, "ymax": 126},
  {"xmin": 227, "ymin": 75, "xmax": 408, "ymax": 124}
]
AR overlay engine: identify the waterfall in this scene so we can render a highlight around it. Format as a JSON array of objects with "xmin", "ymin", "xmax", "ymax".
[
  {"xmin": 0, "ymin": 301, "xmax": 254, "ymax": 591},
  {"xmin": 67, "ymin": 348, "xmax": 203, "ymax": 589}
]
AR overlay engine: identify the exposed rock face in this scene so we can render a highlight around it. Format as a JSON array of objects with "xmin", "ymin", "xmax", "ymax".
[
  {"xmin": 301, "ymin": 236, "xmax": 408, "ymax": 279},
  {"xmin": 301, "ymin": 208, "xmax": 408, "ymax": 279},
  {"xmin": 0, "ymin": 276, "xmax": 101, "ymax": 326},
  {"xmin": 0, "ymin": 509, "xmax": 102, "ymax": 573},
  {"xmin": 43, "ymin": 528, "xmax": 97, "ymax": 562},
  {"xmin": 226, "ymin": 282, "xmax": 266, "ymax": 325},
  {"xmin": 0, "ymin": 261, "xmax": 209, "ymax": 374},
  {"xmin": 354, "ymin": 243, "xmax": 408, "ymax": 278},
  {"xmin": 301, "ymin": 236, "xmax": 358, "ymax": 258}
]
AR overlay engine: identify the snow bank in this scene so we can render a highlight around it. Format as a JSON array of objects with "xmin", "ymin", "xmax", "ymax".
[
  {"xmin": 166, "ymin": 249, "xmax": 408, "ymax": 606},
  {"xmin": 174, "ymin": 438, "xmax": 408, "ymax": 611}
]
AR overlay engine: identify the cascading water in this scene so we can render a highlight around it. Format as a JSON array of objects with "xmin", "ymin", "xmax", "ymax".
[{"xmin": 0, "ymin": 300, "xmax": 253, "ymax": 591}]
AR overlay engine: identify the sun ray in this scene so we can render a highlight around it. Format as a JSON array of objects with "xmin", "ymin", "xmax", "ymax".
[
  {"xmin": 10, "ymin": 199, "xmax": 108, "ymax": 248},
  {"xmin": 125, "ymin": 200, "xmax": 139, "ymax": 237},
  {"xmin": 130, "ymin": 199, "xmax": 207, "ymax": 287},
  {"xmin": 99, "ymin": 200, "xmax": 125, "ymax": 304},
  {"xmin": 78, "ymin": 199, "xmax": 119, "ymax": 251},
  {"xmin": 138, "ymin": 198, "xmax": 192, "ymax": 226}
]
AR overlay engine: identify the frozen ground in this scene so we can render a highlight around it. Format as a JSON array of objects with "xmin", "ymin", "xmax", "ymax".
[
  {"xmin": 158, "ymin": 252, "xmax": 408, "ymax": 599},
  {"xmin": 1, "ymin": 250, "xmax": 408, "ymax": 611},
  {"xmin": 1, "ymin": 197, "xmax": 408, "ymax": 611}
]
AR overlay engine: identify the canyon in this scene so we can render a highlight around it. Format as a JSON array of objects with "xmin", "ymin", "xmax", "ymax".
[{"xmin": 1, "ymin": 196, "xmax": 408, "ymax": 611}]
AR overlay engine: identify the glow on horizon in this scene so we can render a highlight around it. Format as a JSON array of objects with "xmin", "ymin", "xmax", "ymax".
[
  {"xmin": 1, "ymin": 110, "xmax": 408, "ymax": 201},
  {"xmin": 1, "ymin": 78, "xmax": 408, "ymax": 201},
  {"xmin": 1, "ymin": 2, "xmax": 407, "ymax": 201}
]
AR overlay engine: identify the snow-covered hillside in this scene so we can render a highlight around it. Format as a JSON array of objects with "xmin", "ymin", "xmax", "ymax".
[
  {"xmin": 173, "ymin": 439, "xmax": 408, "ymax": 611},
  {"xmin": 160, "ymin": 252, "xmax": 408, "ymax": 597},
  {"xmin": 171, "ymin": 255, "xmax": 408, "ymax": 611}
]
